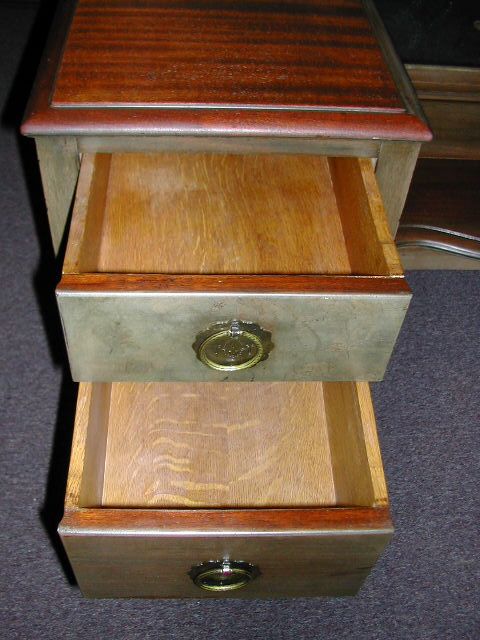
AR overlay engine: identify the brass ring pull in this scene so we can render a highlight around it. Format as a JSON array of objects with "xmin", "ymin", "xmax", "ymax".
[
  {"xmin": 193, "ymin": 320, "xmax": 273, "ymax": 371},
  {"xmin": 188, "ymin": 560, "xmax": 260, "ymax": 592}
]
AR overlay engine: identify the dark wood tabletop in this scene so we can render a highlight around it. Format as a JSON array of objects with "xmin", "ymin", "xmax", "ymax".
[{"xmin": 22, "ymin": 0, "xmax": 431, "ymax": 140}]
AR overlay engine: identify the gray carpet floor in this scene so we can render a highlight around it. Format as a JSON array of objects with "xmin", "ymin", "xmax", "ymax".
[{"xmin": 1, "ymin": 3, "xmax": 479, "ymax": 639}]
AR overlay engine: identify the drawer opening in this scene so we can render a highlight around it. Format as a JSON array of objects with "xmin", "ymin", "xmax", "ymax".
[
  {"xmin": 69, "ymin": 381, "xmax": 388, "ymax": 511},
  {"xmin": 63, "ymin": 153, "xmax": 403, "ymax": 277}
]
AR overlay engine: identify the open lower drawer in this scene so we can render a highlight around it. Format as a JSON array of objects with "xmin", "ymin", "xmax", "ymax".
[
  {"xmin": 60, "ymin": 381, "xmax": 392, "ymax": 598},
  {"xmin": 57, "ymin": 153, "xmax": 410, "ymax": 382}
]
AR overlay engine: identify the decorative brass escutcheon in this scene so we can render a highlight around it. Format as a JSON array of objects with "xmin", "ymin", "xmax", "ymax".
[
  {"xmin": 193, "ymin": 320, "xmax": 273, "ymax": 371},
  {"xmin": 188, "ymin": 560, "xmax": 260, "ymax": 592}
]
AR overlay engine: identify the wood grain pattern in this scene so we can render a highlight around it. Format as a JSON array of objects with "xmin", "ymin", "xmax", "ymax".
[
  {"xmin": 323, "ymin": 383, "xmax": 375, "ymax": 507},
  {"xmin": 21, "ymin": 0, "xmax": 431, "ymax": 141},
  {"xmin": 69, "ymin": 381, "xmax": 385, "ymax": 510},
  {"xmin": 90, "ymin": 153, "xmax": 349, "ymax": 275},
  {"xmin": 356, "ymin": 381, "xmax": 388, "ymax": 506},
  {"xmin": 102, "ymin": 382, "xmax": 336, "ymax": 508},
  {"xmin": 53, "ymin": 0, "xmax": 403, "ymax": 111},
  {"xmin": 329, "ymin": 156, "xmax": 403, "ymax": 274},
  {"xmin": 59, "ymin": 380, "xmax": 392, "ymax": 598},
  {"xmin": 61, "ymin": 504, "xmax": 393, "ymax": 534},
  {"xmin": 64, "ymin": 152, "xmax": 401, "ymax": 277}
]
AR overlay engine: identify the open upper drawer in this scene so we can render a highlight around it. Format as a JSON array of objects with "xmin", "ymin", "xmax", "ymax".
[{"xmin": 57, "ymin": 153, "xmax": 410, "ymax": 381}]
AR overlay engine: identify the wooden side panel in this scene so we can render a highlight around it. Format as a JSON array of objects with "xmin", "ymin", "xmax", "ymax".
[
  {"xmin": 78, "ymin": 383, "xmax": 111, "ymax": 507},
  {"xmin": 356, "ymin": 381, "xmax": 389, "ymax": 506},
  {"xmin": 323, "ymin": 383, "xmax": 375, "ymax": 507},
  {"xmin": 329, "ymin": 156, "xmax": 403, "ymax": 275},
  {"xmin": 60, "ymin": 528, "xmax": 391, "ymax": 599},
  {"xmin": 416, "ymin": 101, "xmax": 480, "ymax": 160},
  {"xmin": 64, "ymin": 154, "xmax": 111, "ymax": 273},
  {"xmin": 35, "ymin": 137, "xmax": 79, "ymax": 253},
  {"xmin": 56, "ymin": 289, "xmax": 410, "ymax": 382}
]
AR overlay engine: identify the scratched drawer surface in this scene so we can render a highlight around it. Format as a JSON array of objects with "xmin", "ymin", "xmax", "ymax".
[
  {"xmin": 59, "ymin": 380, "xmax": 392, "ymax": 599},
  {"xmin": 57, "ymin": 152, "xmax": 410, "ymax": 381}
]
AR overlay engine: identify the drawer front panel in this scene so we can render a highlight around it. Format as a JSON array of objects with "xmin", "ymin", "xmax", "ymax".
[
  {"xmin": 57, "ymin": 291, "xmax": 410, "ymax": 381},
  {"xmin": 61, "ymin": 530, "xmax": 391, "ymax": 599}
]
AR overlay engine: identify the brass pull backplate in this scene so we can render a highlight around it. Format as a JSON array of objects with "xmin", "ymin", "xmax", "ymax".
[
  {"xmin": 193, "ymin": 320, "xmax": 273, "ymax": 371},
  {"xmin": 188, "ymin": 560, "xmax": 260, "ymax": 592}
]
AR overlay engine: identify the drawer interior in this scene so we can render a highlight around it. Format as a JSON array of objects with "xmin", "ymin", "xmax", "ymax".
[
  {"xmin": 64, "ymin": 153, "xmax": 402, "ymax": 277},
  {"xmin": 69, "ymin": 381, "xmax": 388, "ymax": 510}
]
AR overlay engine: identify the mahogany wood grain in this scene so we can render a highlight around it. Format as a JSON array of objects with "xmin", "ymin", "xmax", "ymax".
[
  {"xmin": 61, "ymin": 505, "xmax": 392, "ymax": 535},
  {"xmin": 21, "ymin": 0, "xmax": 431, "ymax": 141},
  {"xmin": 53, "ymin": 0, "xmax": 403, "ymax": 112},
  {"xmin": 57, "ymin": 273, "xmax": 411, "ymax": 294}
]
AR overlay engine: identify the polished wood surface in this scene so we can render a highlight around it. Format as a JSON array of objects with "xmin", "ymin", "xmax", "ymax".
[
  {"xmin": 22, "ymin": 0, "xmax": 431, "ymax": 140},
  {"xmin": 53, "ymin": 0, "xmax": 402, "ymax": 111},
  {"xmin": 63, "ymin": 153, "xmax": 402, "ymax": 276},
  {"xmin": 58, "ymin": 272, "xmax": 411, "ymax": 294},
  {"xmin": 60, "ymin": 381, "xmax": 392, "ymax": 598}
]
